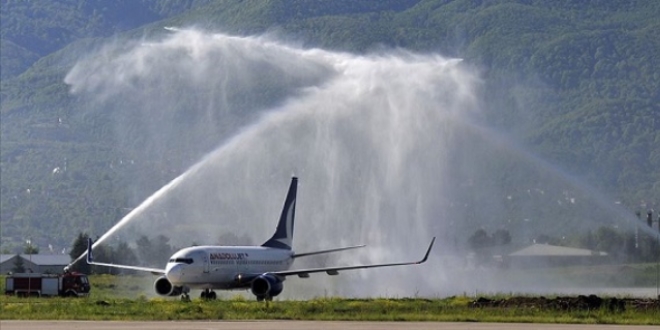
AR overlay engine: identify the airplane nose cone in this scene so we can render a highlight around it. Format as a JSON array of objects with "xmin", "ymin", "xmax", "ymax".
[{"xmin": 167, "ymin": 264, "xmax": 184, "ymax": 284}]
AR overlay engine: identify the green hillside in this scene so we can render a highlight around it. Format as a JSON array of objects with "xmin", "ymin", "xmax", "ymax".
[
  {"xmin": 0, "ymin": 0, "xmax": 213, "ymax": 80},
  {"xmin": 0, "ymin": 0, "xmax": 658, "ymax": 253}
]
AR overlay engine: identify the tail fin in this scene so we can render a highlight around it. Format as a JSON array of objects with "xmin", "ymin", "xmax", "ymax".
[{"xmin": 262, "ymin": 177, "xmax": 297, "ymax": 250}]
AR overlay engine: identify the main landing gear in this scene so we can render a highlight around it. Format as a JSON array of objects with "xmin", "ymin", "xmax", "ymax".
[{"xmin": 200, "ymin": 289, "xmax": 217, "ymax": 300}]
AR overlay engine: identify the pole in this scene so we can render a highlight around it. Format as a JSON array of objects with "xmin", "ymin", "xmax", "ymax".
[
  {"xmin": 655, "ymin": 214, "xmax": 660, "ymax": 299},
  {"xmin": 26, "ymin": 239, "xmax": 31, "ymax": 298},
  {"xmin": 635, "ymin": 211, "xmax": 640, "ymax": 250}
]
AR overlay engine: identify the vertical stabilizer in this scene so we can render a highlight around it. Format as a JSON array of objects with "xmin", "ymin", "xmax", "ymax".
[{"xmin": 262, "ymin": 177, "xmax": 297, "ymax": 250}]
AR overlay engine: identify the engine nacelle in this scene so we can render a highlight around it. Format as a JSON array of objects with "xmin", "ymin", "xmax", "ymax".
[
  {"xmin": 154, "ymin": 276, "xmax": 183, "ymax": 296},
  {"xmin": 250, "ymin": 274, "xmax": 284, "ymax": 299}
]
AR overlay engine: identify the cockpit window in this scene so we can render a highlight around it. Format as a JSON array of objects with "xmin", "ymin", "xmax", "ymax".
[{"xmin": 170, "ymin": 258, "xmax": 193, "ymax": 264}]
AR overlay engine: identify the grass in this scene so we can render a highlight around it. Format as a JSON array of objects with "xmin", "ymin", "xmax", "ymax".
[
  {"xmin": 0, "ymin": 295, "xmax": 658, "ymax": 324},
  {"xmin": 1, "ymin": 274, "xmax": 658, "ymax": 324}
]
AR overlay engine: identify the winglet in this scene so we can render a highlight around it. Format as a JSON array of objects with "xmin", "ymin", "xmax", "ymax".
[
  {"xmin": 82, "ymin": 236, "xmax": 165, "ymax": 275},
  {"xmin": 86, "ymin": 238, "xmax": 94, "ymax": 264},
  {"xmin": 416, "ymin": 237, "xmax": 435, "ymax": 264}
]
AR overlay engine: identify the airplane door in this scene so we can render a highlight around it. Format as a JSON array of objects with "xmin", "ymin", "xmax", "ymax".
[{"xmin": 203, "ymin": 254, "xmax": 210, "ymax": 273}]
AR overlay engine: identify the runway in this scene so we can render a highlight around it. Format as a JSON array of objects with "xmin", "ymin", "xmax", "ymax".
[{"xmin": 1, "ymin": 321, "xmax": 657, "ymax": 330}]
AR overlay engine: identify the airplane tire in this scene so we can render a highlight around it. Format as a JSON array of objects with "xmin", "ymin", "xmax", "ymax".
[{"xmin": 208, "ymin": 291, "xmax": 217, "ymax": 300}]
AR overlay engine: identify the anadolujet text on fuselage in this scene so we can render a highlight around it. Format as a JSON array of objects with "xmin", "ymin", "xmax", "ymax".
[{"xmin": 86, "ymin": 177, "xmax": 435, "ymax": 301}]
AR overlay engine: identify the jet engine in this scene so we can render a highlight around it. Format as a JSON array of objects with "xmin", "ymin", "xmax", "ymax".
[
  {"xmin": 154, "ymin": 276, "xmax": 183, "ymax": 296},
  {"xmin": 250, "ymin": 274, "xmax": 284, "ymax": 300}
]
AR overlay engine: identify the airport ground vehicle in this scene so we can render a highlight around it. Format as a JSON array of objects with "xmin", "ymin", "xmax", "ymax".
[{"xmin": 4, "ymin": 272, "xmax": 90, "ymax": 297}]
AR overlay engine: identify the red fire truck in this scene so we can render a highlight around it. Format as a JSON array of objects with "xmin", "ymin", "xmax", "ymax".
[{"xmin": 4, "ymin": 272, "xmax": 90, "ymax": 297}]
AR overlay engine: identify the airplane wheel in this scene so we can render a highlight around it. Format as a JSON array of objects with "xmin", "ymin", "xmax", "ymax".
[
  {"xmin": 208, "ymin": 291, "xmax": 217, "ymax": 300},
  {"xmin": 200, "ymin": 291, "xmax": 207, "ymax": 299}
]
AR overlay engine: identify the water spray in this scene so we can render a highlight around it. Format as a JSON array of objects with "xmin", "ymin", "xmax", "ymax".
[
  {"xmin": 63, "ymin": 28, "xmax": 656, "ymax": 298},
  {"xmin": 66, "ymin": 168, "xmax": 196, "ymax": 269}
]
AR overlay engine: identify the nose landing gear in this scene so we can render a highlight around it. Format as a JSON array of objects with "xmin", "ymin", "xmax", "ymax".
[{"xmin": 179, "ymin": 286, "xmax": 191, "ymax": 302}]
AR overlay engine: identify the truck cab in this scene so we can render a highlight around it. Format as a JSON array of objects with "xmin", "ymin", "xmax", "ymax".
[{"xmin": 60, "ymin": 272, "xmax": 91, "ymax": 297}]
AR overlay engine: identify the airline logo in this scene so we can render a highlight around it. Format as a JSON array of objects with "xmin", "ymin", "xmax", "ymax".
[{"xmin": 210, "ymin": 252, "xmax": 249, "ymax": 260}]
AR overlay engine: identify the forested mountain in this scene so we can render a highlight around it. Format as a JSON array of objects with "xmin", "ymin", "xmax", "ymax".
[
  {"xmin": 1, "ymin": 0, "xmax": 658, "ymax": 255},
  {"xmin": 0, "ymin": 0, "xmax": 215, "ymax": 80}
]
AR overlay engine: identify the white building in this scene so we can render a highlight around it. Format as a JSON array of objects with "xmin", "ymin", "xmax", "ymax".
[{"xmin": 0, "ymin": 254, "xmax": 71, "ymax": 274}]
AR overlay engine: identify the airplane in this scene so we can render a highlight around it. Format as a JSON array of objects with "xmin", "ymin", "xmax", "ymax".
[{"xmin": 86, "ymin": 177, "xmax": 435, "ymax": 301}]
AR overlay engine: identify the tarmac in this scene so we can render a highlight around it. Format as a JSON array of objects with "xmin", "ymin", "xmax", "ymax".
[{"xmin": 1, "ymin": 321, "xmax": 658, "ymax": 330}]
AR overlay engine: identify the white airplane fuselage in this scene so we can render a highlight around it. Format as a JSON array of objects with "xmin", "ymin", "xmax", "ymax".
[{"xmin": 166, "ymin": 246, "xmax": 293, "ymax": 290}]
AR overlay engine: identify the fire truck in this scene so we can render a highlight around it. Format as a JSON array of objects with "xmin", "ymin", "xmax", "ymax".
[{"xmin": 5, "ymin": 272, "xmax": 90, "ymax": 297}]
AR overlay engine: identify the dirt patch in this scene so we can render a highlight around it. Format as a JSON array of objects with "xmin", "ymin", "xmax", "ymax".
[{"xmin": 470, "ymin": 295, "xmax": 660, "ymax": 311}]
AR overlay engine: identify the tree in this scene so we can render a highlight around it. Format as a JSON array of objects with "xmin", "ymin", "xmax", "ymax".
[
  {"xmin": 91, "ymin": 242, "xmax": 115, "ymax": 275},
  {"xmin": 468, "ymin": 228, "xmax": 512, "ymax": 250},
  {"xmin": 217, "ymin": 232, "xmax": 253, "ymax": 246},
  {"xmin": 135, "ymin": 235, "xmax": 154, "ymax": 266},
  {"xmin": 468, "ymin": 228, "xmax": 491, "ymax": 250},
  {"xmin": 534, "ymin": 234, "xmax": 560, "ymax": 245},
  {"xmin": 23, "ymin": 241, "xmax": 39, "ymax": 254},
  {"xmin": 492, "ymin": 229, "xmax": 512, "ymax": 246},
  {"xmin": 68, "ymin": 232, "xmax": 90, "ymax": 274},
  {"xmin": 136, "ymin": 234, "xmax": 174, "ymax": 268},
  {"xmin": 152, "ymin": 235, "xmax": 174, "ymax": 267},
  {"xmin": 12, "ymin": 255, "xmax": 25, "ymax": 273},
  {"xmin": 623, "ymin": 232, "xmax": 637, "ymax": 262},
  {"xmin": 594, "ymin": 226, "xmax": 625, "ymax": 257},
  {"xmin": 580, "ymin": 230, "xmax": 596, "ymax": 250},
  {"xmin": 113, "ymin": 241, "xmax": 138, "ymax": 275}
]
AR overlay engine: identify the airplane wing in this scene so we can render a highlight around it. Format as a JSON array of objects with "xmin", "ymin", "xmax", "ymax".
[
  {"xmin": 292, "ymin": 244, "xmax": 366, "ymax": 258},
  {"xmin": 85, "ymin": 238, "xmax": 165, "ymax": 275},
  {"xmin": 272, "ymin": 237, "xmax": 435, "ymax": 278}
]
